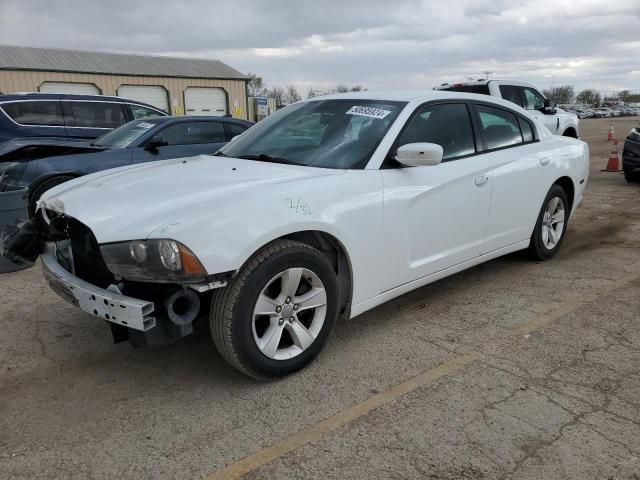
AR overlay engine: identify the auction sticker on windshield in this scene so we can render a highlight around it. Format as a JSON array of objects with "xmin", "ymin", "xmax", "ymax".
[{"xmin": 346, "ymin": 106, "xmax": 392, "ymax": 119}]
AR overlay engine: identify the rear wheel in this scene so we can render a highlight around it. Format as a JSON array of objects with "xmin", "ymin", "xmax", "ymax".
[
  {"xmin": 210, "ymin": 239, "xmax": 339, "ymax": 379},
  {"xmin": 528, "ymin": 184, "xmax": 569, "ymax": 260}
]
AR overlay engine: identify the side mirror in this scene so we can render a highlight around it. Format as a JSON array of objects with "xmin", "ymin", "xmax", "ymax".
[
  {"xmin": 144, "ymin": 135, "xmax": 168, "ymax": 152},
  {"xmin": 543, "ymin": 99, "xmax": 557, "ymax": 115},
  {"xmin": 395, "ymin": 143, "xmax": 443, "ymax": 167}
]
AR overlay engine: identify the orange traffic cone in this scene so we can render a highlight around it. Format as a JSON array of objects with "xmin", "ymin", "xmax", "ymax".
[
  {"xmin": 602, "ymin": 140, "xmax": 622, "ymax": 172},
  {"xmin": 607, "ymin": 123, "xmax": 615, "ymax": 141}
]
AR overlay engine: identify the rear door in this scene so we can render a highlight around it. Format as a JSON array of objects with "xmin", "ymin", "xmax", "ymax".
[
  {"xmin": 132, "ymin": 120, "xmax": 227, "ymax": 162},
  {"xmin": 62, "ymin": 101, "xmax": 128, "ymax": 139},
  {"xmin": 473, "ymin": 103, "xmax": 554, "ymax": 253},
  {"xmin": 380, "ymin": 102, "xmax": 494, "ymax": 290},
  {"xmin": 0, "ymin": 100, "xmax": 67, "ymax": 139}
]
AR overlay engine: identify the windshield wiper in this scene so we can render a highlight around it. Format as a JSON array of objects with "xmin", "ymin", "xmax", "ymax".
[
  {"xmin": 212, "ymin": 151, "xmax": 229, "ymax": 157},
  {"xmin": 237, "ymin": 153, "xmax": 298, "ymax": 165}
]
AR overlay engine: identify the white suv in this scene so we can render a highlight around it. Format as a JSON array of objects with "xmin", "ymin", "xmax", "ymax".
[{"xmin": 435, "ymin": 80, "xmax": 579, "ymax": 138}]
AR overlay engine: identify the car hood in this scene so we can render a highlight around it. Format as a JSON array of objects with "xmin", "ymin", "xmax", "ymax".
[
  {"xmin": 0, "ymin": 138, "xmax": 103, "ymax": 161},
  {"xmin": 38, "ymin": 155, "xmax": 345, "ymax": 243}
]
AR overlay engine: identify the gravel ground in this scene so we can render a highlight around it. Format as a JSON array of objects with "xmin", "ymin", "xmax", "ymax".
[{"xmin": 1, "ymin": 117, "xmax": 639, "ymax": 479}]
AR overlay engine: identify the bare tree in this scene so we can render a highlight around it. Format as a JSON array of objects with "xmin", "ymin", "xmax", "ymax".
[
  {"xmin": 285, "ymin": 85, "xmax": 301, "ymax": 104},
  {"xmin": 335, "ymin": 84, "xmax": 349, "ymax": 93},
  {"xmin": 618, "ymin": 90, "xmax": 631, "ymax": 102},
  {"xmin": 307, "ymin": 87, "xmax": 318, "ymax": 99},
  {"xmin": 349, "ymin": 85, "xmax": 365, "ymax": 92},
  {"xmin": 576, "ymin": 89, "xmax": 601, "ymax": 106},
  {"xmin": 247, "ymin": 73, "xmax": 267, "ymax": 97},
  {"xmin": 267, "ymin": 86, "xmax": 286, "ymax": 108},
  {"xmin": 542, "ymin": 85, "xmax": 575, "ymax": 104}
]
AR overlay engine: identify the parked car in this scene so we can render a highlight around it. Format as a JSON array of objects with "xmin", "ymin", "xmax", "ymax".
[
  {"xmin": 434, "ymin": 80, "xmax": 580, "ymax": 138},
  {"xmin": 0, "ymin": 93, "xmax": 168, "ymax": 143},
  {"xmin": 17, "ymin": 91, "xmax": 588, "ymax": 379},
  {"xmin": 622, "ymin": 127, "xmax": 640, "ymax": 182},
  {"xmin": 0, "ymin": 115, "xmax": 253, "ymax": 212}
]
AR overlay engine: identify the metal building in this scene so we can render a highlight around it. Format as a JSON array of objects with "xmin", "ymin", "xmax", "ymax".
[{"xmin": 0, "ymin": 45, "xmax": 249, "ymax": 119}]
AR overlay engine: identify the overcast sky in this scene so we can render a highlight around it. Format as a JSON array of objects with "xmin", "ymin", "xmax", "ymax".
[{"xmin": 1, "ymin": 0, "xmax": 638, "ymax": 94}]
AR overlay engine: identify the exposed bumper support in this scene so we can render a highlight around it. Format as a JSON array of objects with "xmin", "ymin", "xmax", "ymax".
[{"xmin": 41, "ymin": 245, "xmax": 156, "ymax": 332}]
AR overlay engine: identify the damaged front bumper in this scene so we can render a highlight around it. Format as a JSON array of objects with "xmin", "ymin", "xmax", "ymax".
[{"xmin": 42, "ymin": 244, "xmax": 157, "ymax": 332}]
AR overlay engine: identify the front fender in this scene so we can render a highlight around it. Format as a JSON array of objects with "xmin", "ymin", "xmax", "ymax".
[{"xmin": 147, "ymin": 170, "xmax": 385, "ymax": 306}]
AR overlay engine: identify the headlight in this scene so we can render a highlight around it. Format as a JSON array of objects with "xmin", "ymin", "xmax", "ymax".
[{"xmin": 100, "ymin": 239, "xmax": 207, "ymax": 283}]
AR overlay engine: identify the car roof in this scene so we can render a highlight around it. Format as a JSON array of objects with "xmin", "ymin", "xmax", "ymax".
[
  {"xmin": 434, "ymin": 79, "xmax": 537, "ymax": 89},
  {"xmin": 300, "ymin": 90, "xmax": 528, "ymax": 109},
  {"xmin": 0, "ymin": 92, "xmax": 162, "ymax": 109},
  {"xmin": 136, "ymin": 115, "xmax": 254, "ymax": 125}
]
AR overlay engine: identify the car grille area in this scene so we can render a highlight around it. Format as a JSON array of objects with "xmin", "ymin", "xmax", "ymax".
[{"xmin": 42, "ymin": 209, "xmax": 115, "ymax": 289}]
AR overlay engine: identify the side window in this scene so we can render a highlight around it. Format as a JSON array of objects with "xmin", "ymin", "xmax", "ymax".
[
  {"xmin": 65, "ymin": 102, "xmax": 126, "ymax": 128},
  {"xmin": 476, "ymin": 105, "xmax": 523, "ymax": 150},
  {"xmin": 518, "ymin": 117, "xmax": 534, "ymax": 143},
  {"xmin": 227, "ymin": 123, "xmax": 247, "ymax": 140},
  {"xmin": 396, "ymin": 103, "xmax": 475, "ymax": 160},
  {"xmin": 156, "ymin": 122, "xmax": 226, "ymax": 145},
  {"xmin": 1, "ymin": 101, "xmax": 64, "ymax": 126},
  {"xmin": 521, "ymin": 87, "xmax": 545, "ymax": 110},
  {"xmin": 130, "ymin": 105, "xmax": 162, "ymax": 119},
  {"xmin": 498, "ymin": 85, "xmax": 524, "ymax": 108}
]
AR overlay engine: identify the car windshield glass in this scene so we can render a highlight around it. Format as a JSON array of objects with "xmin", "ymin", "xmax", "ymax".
[
  {"xmin": 218, "ymin": 99, "xmax": 407, "ymax": 169},
  {"xmin": 93, "ymin": 119, "xmax": 164, "ymax": 148}
]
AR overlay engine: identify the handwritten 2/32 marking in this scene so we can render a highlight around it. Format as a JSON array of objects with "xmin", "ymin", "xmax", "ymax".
[{"xmin": 285, "ymin": 197, "xmax": 312, "ymax": 215}]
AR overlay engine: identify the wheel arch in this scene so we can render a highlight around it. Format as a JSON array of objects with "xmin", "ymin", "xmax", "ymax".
[
  {"xmin": 562, "ymin": 127, "xmax": 578, "ymax": 138},
  {"xmin": 29, "ymin": 171, "xmax": 82, "ymax": 197},
  {"xmin": 245, "ymin": 229, "xmax": 354, "ymax": 320},
  {"xmin": 553, "ymin": 176, "xmax": 575, "ymax": 213}
]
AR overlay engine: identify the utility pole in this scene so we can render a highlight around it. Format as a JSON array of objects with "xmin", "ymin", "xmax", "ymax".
[{"xmin": 481, "ymin": 70, "xmax": 493, "ymax": 80}]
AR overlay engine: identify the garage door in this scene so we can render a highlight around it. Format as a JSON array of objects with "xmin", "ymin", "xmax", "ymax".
[
  {"xmin": 184, "ymin": 87, "xmax": 227, "ymax": 116},
  {"xmin": 39, "ymin": 82, "xmax": 100, "ymax": 95},
  {"xmin": 117, "ymin": 85, "xmax": 169, "ymax": 113}
]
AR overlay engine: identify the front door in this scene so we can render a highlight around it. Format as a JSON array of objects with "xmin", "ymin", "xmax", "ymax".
[
  {"xmin": 520, "ymin": 87, "xmax": 560, "ymax": 135},
  {"xmin": 380, "ymin": 102, "xmax": 494, "ymax": 290},
  {"xmin": 132, "ymin": 121, "xmax": 227, "ymax": 163}
]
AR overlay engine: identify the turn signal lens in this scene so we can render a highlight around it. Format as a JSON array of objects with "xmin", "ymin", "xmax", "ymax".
[{"xmin": 178, "ymin": 244, "xmax": 207, "ymax": 276}]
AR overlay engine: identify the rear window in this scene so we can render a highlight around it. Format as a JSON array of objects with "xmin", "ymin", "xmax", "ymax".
[
  {"xmin": 440, "ymin": 84, "xmax": 490, "ymax": 95},
  {"xmin": 1, "ymin": 101, "xmax": 64, "ymax": 126},
  {"xmin": 64, "ymin": 101, "xmax": 126, "ymax": 128},
  {"xmin": 477, "ymin": 105, "xmax": 523, "ymax": 150}
]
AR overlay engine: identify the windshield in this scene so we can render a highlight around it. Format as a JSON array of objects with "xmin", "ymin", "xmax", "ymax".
[
  {"xmin": 219, "ymin": 99, "xmax": 406, "ymax": 169},
  {"xmin": 93, "ymin": 119, "xmax": 164, "ymax": 148}
]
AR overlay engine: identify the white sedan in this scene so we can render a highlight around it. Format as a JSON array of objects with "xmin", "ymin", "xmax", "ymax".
[{"xmin": 36, "ymin": 91, "xmax": 589, "ymax": 378}]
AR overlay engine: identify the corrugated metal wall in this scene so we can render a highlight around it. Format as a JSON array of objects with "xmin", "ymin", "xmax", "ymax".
[{"xmin": 0, "ymin": 70, "xmax": 248, "ymax": 119}]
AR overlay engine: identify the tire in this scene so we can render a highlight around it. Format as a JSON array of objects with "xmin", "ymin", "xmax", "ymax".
[
  {"xmin": 624, "ymin": 171, "xmax": 639, "ymax": 183},
  {"xmin": 210, "ymin": 239, "xmax": 339, "ymax": 379},
  {"xmin": 528, "ymin": 184, "xmax": 569, "ymax": 261},
  {"xmin": 29, "ymin": 175, "xmax": 76, "ymax": 216}
]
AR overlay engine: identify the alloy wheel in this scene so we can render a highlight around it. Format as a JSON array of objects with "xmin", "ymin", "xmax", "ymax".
[
  {"xmin": 541, "ymin": 196, "xmax": 565, "ymax": 249},
  {"xmin": 252, "ymin": 267, "xmax": 327, "ymax": 360}
]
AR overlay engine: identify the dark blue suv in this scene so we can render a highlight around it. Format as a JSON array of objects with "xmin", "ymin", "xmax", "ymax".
[{"xmin": 0, "ymin": 93, "xmax": 168, "ymax": 143}]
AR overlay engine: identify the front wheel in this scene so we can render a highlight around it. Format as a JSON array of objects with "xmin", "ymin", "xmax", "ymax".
[
  {"xmin": 528, "ymin": 184, "xmax": 569, "ymax": 260},
  {"xmin": 210, "ymin": 239, "xmax": 339, "ymax": 379}
]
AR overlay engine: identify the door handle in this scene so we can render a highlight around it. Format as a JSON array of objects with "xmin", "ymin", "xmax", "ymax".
[
  {"xmin": 540, "ymin": 156, "xmax": 551, "ymax": 166},
  {"xmin": 475, "ymin": 175, "xmax": 489, "ymax": 186}
]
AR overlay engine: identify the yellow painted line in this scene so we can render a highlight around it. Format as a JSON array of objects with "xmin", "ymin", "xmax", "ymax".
[
  {"xmin": 208, "ymin": 271, "xmax": 640, "ymax": 479},
  {"xmin": 512, "ymin": 271, "xmax": 640, "ymax": 336},
  {"xmin": 207, "ymin": 353, "xmax": 479, "ymax": 480}
]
